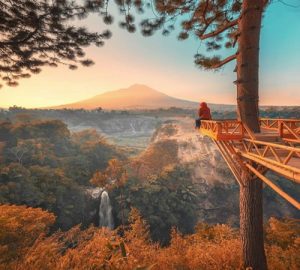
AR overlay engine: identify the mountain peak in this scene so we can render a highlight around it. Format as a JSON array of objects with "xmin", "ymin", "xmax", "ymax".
[
  {"xmin": 113, "ymin": 84, "xmax": 163, "ymax": 96},
  {"xmin": 53, "ymin": 84, "xmax": 196, "ymax": 110},
  {"xmin": 128, "ymin": 83, "xmax": 151, "ymax": 89}
]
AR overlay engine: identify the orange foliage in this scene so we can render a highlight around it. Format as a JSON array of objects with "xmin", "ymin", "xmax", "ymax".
[
  {"xmin": 1, "ymin": 205, "xmax": 299, "ymax": 270},
  {"xmin": 265, "ymin": 217, "xmax": 300, "ymax": 270},
  {"xmin": 0, "ymin": 204, "xmax": 55, "ymax": 266},
  {"xmin": 155, "ymin": 225, "xmax": 241, "ymax": 270},
  {"xmin": 132, "ymin": 139, "xmax": 179, "ymax": 179},
  {"xmin": 90, "ymin": 159, "xmax": 128, "ymax": 189}
]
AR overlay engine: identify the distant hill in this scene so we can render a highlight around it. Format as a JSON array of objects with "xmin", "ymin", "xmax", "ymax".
[{"xmin": 52, "ymin": 84, "xmax": 236, "ymax": 111}]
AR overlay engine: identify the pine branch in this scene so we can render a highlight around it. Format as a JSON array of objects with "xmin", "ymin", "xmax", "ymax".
[
  {"xmin": 0, "ymin": 6, "xmax": 86, "ymax": 46},
  {"xmin": 200, "ymin": 19, "xmax": 239, "ymax": 40},
  {"xmin": 211, "ymin": 54, "xmax": 237, "ymax": 68},
  {"xmin": 0, "ymin": 27, "xmax": 40, "ymax": 46},
  {"xmin": 202, "ymin": 0, "xmax": 210, "ymax": 25}
]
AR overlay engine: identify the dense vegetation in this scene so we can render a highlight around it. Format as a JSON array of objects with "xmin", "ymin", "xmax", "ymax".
[
  {"xmin": 0, "ymin": 204, "xmax": 299, "ymax": 270},
  {"xmin": 111, "ymin": 166, "xmax": 199, "ymax": 244},
  {"xmin": 1, "ymin": 110, "xmax": 299, "ymax": 268},
  {"xmin": 1, "ymin": 106, "xmax": 299, "ymax": 125},
  {"xmin": 0, "ymin": 118, "xmax": 201, "ymax": 243},
  {"xmin": 0, "ymin": 119, "xmax": 123, "ymax": 229}
]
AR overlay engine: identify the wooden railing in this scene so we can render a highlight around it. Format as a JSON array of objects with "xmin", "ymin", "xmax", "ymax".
[
  {"xmin": 260, "ymin": 118, "xmax": 281, "ymax": 130},
  {"xmin": 260, "ymin": 118, "xmax": 300, "ymax": 142},
  {"xmin": 200, "ymin": 120, "xmax": 244, "ymax": 141},
  {"xmin": 200, "ymin": 118, "xmax": 300, "ymax": 142},
  {"xmin": 200, "ymin": 119, "xmax": 300, "ymax": 182}
]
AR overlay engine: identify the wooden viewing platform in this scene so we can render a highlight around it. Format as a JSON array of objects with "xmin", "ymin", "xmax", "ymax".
[{"xmin": 200, "ymin": 118, "xmax": 300, "ymax": 209}]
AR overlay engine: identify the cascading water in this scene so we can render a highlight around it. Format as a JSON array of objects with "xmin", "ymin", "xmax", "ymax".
[{"xmin": 99, "ymin": 190, "xmax": 114, "ymax": 229}]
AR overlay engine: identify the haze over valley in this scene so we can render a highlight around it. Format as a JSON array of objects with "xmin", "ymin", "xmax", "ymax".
[
  {"xmin": 1, "ymin": 86, "xmax": 299, "ymax": 269},
  {"xmin": 1, "ymin": 104, "xmax": 298, "ymax": 228}
]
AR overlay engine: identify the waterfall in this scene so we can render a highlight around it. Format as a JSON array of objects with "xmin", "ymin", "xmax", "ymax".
[{"xmin": 99, "ymin": 190, "xmax": 114, "ymax": 229}]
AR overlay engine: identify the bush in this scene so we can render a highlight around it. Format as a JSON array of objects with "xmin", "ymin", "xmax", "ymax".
[
  {"xmin": 1, "ymin": 205, "xmax": 299, "ymax": 270},
  {"xmin": 0, "ymin": 204, "xmax": 55, "ymax": 265}
]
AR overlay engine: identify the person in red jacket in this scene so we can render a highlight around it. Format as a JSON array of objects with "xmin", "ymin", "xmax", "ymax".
[{"xmin": 195, "ymin": 102, "xmax": 211, "ymax": 128}]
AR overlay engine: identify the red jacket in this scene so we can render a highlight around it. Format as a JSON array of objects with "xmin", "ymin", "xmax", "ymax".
[{"xmin": 198, "ymin": 102, "xmax": 211, "ymax": 120}]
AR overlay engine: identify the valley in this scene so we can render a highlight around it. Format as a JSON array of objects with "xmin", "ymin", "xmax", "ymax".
[
  {"xmin": 61, "ymin": 112, "xmax": 300, "ymax": 226},
  {"xmin": 0, "ymin": 106, "xmax": 299, "ymax": 266}
]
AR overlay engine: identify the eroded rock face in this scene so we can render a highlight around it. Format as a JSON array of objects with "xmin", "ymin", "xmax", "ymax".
[
  {"xmin": 139, "ymin": 118, "xmax": 240, "ymax": 226},
  {"xmin": 80, "ymin": 116, "xmax": 299, "ymax": 228},
  {"xmin": 82, "ymin": 188, "xmax": 102, "ymax": 227},
  {"xmin": 67, "ymin": 115, "xmax": 161, "ymax": 149},
  {"xmin": 151, "ymin": 118, "xmax": 236, "ymax": 186},
  {"xmin": 144, "ymin": 118, "xmax": 299, "ymax": 225}
]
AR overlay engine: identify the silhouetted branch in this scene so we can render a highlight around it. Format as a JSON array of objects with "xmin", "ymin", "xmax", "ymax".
[
  {"xmin": 211, "ymin": 54, "xmax": 237, "ymax": 68},
  {"xmin": 200, "ymin": 19, "xmax": 239, "ymax": 40}
]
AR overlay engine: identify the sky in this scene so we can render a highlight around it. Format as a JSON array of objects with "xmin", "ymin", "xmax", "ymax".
[{"xmin": 0, "ymin": 1, "xmax": 300, "ymax": 108}]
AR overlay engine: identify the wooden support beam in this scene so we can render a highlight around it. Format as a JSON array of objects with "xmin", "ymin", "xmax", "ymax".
[
  {"xmin": 244, "ymin": 139, "xmax": 300, "ymax": 153},
  {"xmin": 199, "ymin": 118, "xmax": 300, "ymax": 209},
  {"xmin": 246, "ymin": 163, "xmax": 300, "ymax": 210},
  {"xmin": 241, "ymin": 152, "xmax": 300, "ymax": 184},
  {"xmin": 214, "ymin": 140, "xmax": 243, "ymax": 186}
]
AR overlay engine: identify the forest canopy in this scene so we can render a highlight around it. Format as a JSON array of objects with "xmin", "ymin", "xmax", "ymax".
[
  {"xmin": 0, "ymin": 117, "xmax": 203, "ymax": 242},
  {"xmin": 0, "ymin": 119, "xmax": 123, "ymax": 229},
  {"xmin": 0, "ymin": 204, "xmax": 299, "ymax": 270}
]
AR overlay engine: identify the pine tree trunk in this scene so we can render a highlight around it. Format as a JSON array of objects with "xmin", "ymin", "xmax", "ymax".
[
  {"xmin": 237, "ymin": 0, "xmax": 267, "ymax": 269},
  {"xmin": 237, "ymin": 0, "xmax": 263, "ymax": 132},
  {"xmin": 240, "ymin": 172, "xmax": 267, "ymax": 270}
]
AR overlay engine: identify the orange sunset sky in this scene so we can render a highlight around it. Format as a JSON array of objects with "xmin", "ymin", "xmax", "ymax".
[{"xmin": 0, "ymin": 2, "xmax": 299, "ymax": 108}]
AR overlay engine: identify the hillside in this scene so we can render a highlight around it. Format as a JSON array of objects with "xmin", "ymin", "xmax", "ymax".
[
  {"xmin": 53, "ymin": 84, "xmax": 196, "ymax": 109},
  {"xmin": 52, "ymin": 84, "xmax": 235, "ymax": 110}
]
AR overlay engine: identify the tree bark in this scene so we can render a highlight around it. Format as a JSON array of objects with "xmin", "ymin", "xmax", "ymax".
[
  {"xmin": 240, "ymin": 173, "xmax": 267, "ymax": 270},
  {"xmin": 237, "ymin": 1, "xmax": 267, "ymax": 269},
  {"xmin": 237, "ymin": 0, "xmax": 263, "ymax": 133}
]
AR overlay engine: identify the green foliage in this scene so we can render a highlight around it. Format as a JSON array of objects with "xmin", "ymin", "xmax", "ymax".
[
  {"xmin": 261, "ymin": 106, "xmax": 300, "ymax": 119},
  {"xmin": 0, "ymin": 163, "xmax": 85, "ymax": 229},
  {"xmin": 66, "ymin": 130, "xmax": 124, "ymax": 184},
  {"xmin": 111, "ymin": 166, "xmax": 199, "ymax": 245},
  {"xmin": 0, "ymin": 119, "xmax": 124, "ymax": 230},
  {"xmin": 11, "ymin": 120, "xmax": 70, "ymax": 141}
]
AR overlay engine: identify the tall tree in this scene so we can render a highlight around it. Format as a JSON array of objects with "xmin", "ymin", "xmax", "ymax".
[
  {"xmin": 87, "ymin": 0, "xmax": 270, "ymax": 268},
  {"xmin": 138, "ymin": 0, "xmax": 267, "ymax": 268},
  {"xmin": 0, "ymin": 0, "xmax": 111, "ymax": 88}
]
